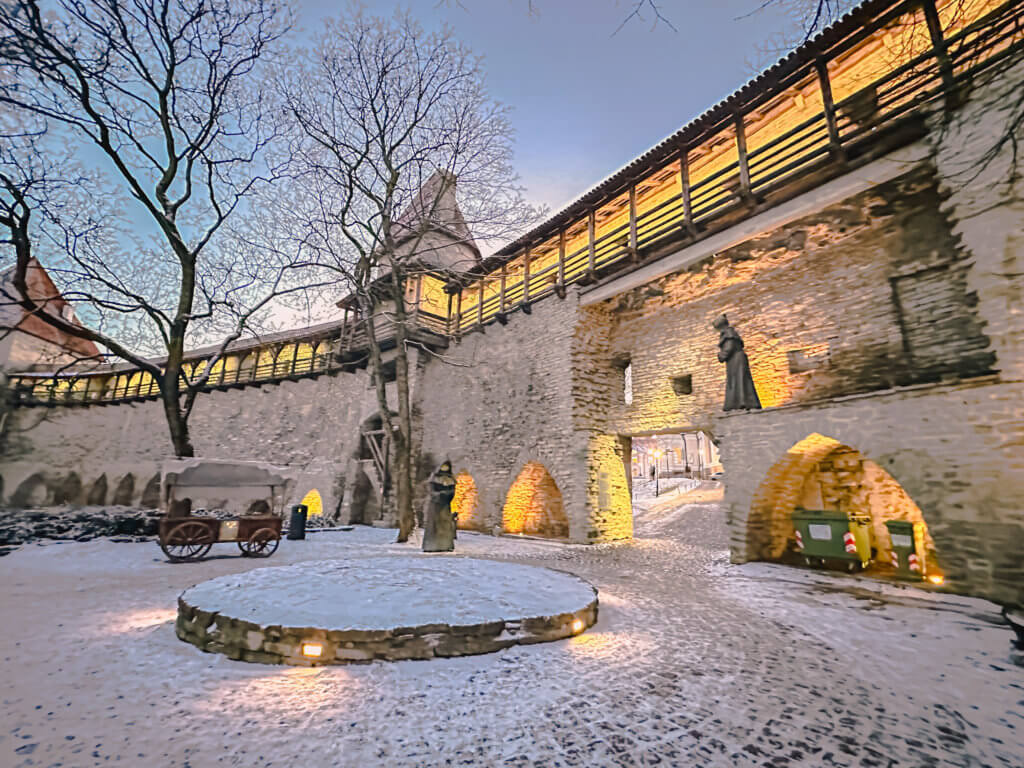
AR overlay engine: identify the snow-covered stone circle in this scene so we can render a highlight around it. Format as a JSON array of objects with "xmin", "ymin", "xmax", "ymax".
[{"xmin": 176, "ymin": 556, "xmax": 599, "ymax": 665}]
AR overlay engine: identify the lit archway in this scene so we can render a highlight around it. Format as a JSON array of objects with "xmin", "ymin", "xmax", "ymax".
[
  {"xmin": 299, "ymin": 488, "xmax": 323, "ymax": 519},
  {"xmin": 502, "ymin": 462, "xmax": 568, "ymax": 539},
  {"xmin": 748, "ymin": 432, "xmax": 938, "ymax": 572},
  {"xmin": 452, "ymin": 472, "xmax": 481, "ymax": 531}
]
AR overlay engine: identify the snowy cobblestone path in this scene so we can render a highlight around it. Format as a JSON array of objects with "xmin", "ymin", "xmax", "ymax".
[{"xmin": 1, "ymin": 489, "xmax": 1021, "ymax": 767}]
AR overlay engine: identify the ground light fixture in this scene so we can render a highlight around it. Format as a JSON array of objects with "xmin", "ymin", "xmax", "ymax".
[
  {"xmin": 928, "ymin": 574, "xmax": 945, "ymax": 586},
  {"xmin": 571, "ymin": 619, "xmax": 585, "ymax": 634},
  {"xmin": 301, "ymin": 641, "xmax": 324, "ymax": 658}
]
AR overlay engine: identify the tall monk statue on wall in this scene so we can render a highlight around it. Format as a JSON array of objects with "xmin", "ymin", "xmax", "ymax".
[{"xmin": 713, "ymin": 314, "xmax": 762, "ymax": 411}]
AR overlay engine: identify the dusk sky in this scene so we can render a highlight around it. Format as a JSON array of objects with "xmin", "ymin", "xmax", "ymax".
[{"xmin": 300, "ymin": 0, "xmax": 815, "ymax": 215}]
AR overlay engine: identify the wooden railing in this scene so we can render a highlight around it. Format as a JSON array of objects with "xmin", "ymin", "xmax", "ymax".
[
  {"xmin": 7, "ymin": 1, "xmax": 1022, "ymax": 407},
  {"xmin": 448, "ymin": 0, "xmax": 1024, "ymax": 334},
  {"xmin": 5, "ymin": 309, "xmax": 451, "ymax": 407}
]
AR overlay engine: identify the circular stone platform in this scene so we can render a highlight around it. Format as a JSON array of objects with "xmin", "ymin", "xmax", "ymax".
[{"xmin": 176, "ymin": 556, "xmax": 598, "ymax": 665}]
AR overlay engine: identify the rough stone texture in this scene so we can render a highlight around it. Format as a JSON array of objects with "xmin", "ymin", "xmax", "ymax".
[
  {"xmin": 175, "ymin": 558, "xmax": 598, "ymax": 665},
  {"xmin": 1, "ymin": 501, "xmax": 1021, "ymax": 767},
  {"xmin": 1, "ymin": 65, "xmax": 1022, "ymax": 601},
  {"xmin": 0, "ymin": 505, "xmax": 161, "ymax": 550},
  {"xmin": 0, "ymin": 371, "xmax": 381, "ymax": 522},
  {"xmin": 716, "ymin": 378, "xmax": 1024, "ymax": 605}
]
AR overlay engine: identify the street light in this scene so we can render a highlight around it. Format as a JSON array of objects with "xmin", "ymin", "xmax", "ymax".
[{"xmin": 651, "ymin": 448, "xmax": 664, "ymax": 497}]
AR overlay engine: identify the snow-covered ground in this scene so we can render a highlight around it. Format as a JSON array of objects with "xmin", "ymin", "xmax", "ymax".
[
  {"xmin": 1, "ymin": 490, "xmax": 1021, "ymax": 767},
  {"xmin": 182, "ymin": 556, "xmax": 596, "ymax": 630}
]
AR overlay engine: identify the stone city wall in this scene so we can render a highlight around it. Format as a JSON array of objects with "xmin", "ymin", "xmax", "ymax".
[{"xmin": 0, "ymin": 62, "xmax": 1021, "ymax": 601}]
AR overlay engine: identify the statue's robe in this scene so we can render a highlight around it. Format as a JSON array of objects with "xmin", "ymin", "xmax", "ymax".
[
  {"xmin": 718, "ymin": 329, "xmax": 762, "ymax": 411},
  {"xmin": 423, "ymin": 470, "xmax": 456, "ymax": 552}
]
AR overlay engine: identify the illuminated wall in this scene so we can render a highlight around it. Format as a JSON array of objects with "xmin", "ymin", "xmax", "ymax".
[
  {"xmin": 451, "ymin": 472, "xmax": 482, "ymax": 531},
  {"xmin": 501, "ymin": 462, "xmax": 569, "ymax": 539}
]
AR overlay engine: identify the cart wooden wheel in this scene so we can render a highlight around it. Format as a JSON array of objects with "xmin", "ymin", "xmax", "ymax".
[
  {"xmin": 160, "ymin": 521, "xmax": 215, "ymax": 562},
  {"xmin": 238, "ymin": 527, "xmax": 280, "ymax": 558}
]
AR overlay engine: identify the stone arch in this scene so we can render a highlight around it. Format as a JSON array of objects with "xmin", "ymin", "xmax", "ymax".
[
  {"xmin": 140, "ymin": 474, "xmax": 161, "ymax": 509},
  {"xmin": 298, "ymin": 488, "xmax": 323, "ymax": 518},
  {"xmin": 54, "ymin": 472, "xmax": 82, "ymax": 505},
  {"xmin": 87, "ymin": 474, "xmax": 108, "ymax": 506},
  {"xmin": 748, "ymin": 432, "xmax": 938, "ymax": 569},
  {"xmin": 12, "ymin": 472, "xmax": 49, "ymax": 508},
  {"xmin": 502, "ymin": 462, "xmax": 568, "ymax": 539},
  {"xmin": 112, "ymin": 474, "xmax": 135, "ymax": 506},
  {"xmin": 452, "ymin": 472, "xmax": 482, "ymax": 531}
]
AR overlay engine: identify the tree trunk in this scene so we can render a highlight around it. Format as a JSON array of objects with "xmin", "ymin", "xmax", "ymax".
[
  {"xmin": 161, "ymin": 372, "xmax": 195, "ymax": 458},
  {"xmin": 391, "ymin": 266, "xmax": 416, "ymax": 543}
]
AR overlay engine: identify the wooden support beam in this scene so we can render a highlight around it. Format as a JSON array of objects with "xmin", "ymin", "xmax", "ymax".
[
  {"xmin": 445, "ymin": 291, "xmax": 453, "ymax": 335},
  {"xmin": 587, "ymin": 210, "xmax": 597, "ymax": 278},
  {"xmin": 556, "ymin": 230, "xmax": 567, "ymax": 298},
  {"xmin": 734, "ymin": 112, "xmax": 753, "ymax": 202},
  {"xmin": 289, "ymin": 341, "xmax": 300, "ymax": 376},
  {"xmin": 477, "ymin": 278, "xmax": 484, "ymax": 327},
  {"xmin": 497, "ymin": 264, "xmax": 509, "ymax": 322},
  {"xmin": 921, "ymin": 0, "xmax": 957, "ymax": 109},
  {"xmin": 455, "ymin": 289, "xmax": 463, "ymax": 339},
  {"xmin": 628, "ymin": 184, "xmax": 639, "ymax": 260},
  {"xmin": 678, "ymin": 151, "xmax": 696, "ymax": 236},
  {"xmin": 522, "ymin": 247, "xmax": 532, "ymax": 309},
  {"xmin": 815, "ymin": 58, "xmax": 846, "ymax": 162}
]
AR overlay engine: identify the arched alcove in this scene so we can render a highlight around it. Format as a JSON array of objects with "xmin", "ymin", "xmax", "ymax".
[
  {"xmin": 452, "ymin": 472, "xmax": 481, "ymax": 531},
  {"xmin": 748, "ymin": 432, "xmax": 938, "ymax": 573},
  {"xmin": 112, "ymin": 474, "xmax": 135, "ymax": 506},
  {"xmin": 502, "ymin": 462, "xmax": 568, "ymax": 539},
  {"xmin": 12, "ymin": 472, "xmax": 49, "ymax": 508},
  {"xmin": 299, "ymin": 488, "xmax": 323, "ymax": 519},
  {"xmin": 87, "ymin": 474, "xmax": 108, "ymax": 506},
  {"xmin": 140, "ymin": 475, "xmax": 161, "ymax": 509}
]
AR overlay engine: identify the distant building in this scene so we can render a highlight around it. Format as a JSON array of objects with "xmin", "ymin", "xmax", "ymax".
[{"xmin": 0, "ymin": 259, "xmax": 100, "ymax": 371}]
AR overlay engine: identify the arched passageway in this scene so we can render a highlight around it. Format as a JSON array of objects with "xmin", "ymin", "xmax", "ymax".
[
  {"xmin": 748, "ymin": 433, "xmax": 938, "ymax": 576},
  {"xmin": 299, "ymin": 488, "xmax": 323, "ymax": 519},
  {"xmin": 451, "ymin": 472, "xmax": 481, "ymax": 531},
  {"xmin": 502, "ymin": 462, "xmax": 568, "ymax": 539}
]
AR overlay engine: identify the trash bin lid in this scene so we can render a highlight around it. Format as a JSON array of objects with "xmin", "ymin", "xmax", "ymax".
[{"xmin": 884, "ymin": 519, "xmax": 915, "ymax": 533}]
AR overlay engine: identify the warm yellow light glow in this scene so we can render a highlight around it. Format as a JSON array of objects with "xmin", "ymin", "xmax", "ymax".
[
  {"xmin": 928, "ymin": 574, "xmax": 945, "ymax": 586},
  {"xmin": 299, "ymin": 489, "xmax": 323, "ymax": 519},
  {"xmin": 571, "ymin": 619, "xmax": 585, "ymax": 634},
  {"xmin": 301, "ymin": 642, "xmax": 323, "ymax": 658}
]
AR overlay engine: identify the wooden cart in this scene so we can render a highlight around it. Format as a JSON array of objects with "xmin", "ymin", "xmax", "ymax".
[{"xmin": 158, "ymin": 515, "xmax": 282, "ymax": 562}]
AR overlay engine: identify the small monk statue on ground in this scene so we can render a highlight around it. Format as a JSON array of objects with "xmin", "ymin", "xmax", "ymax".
[
  {"xmin": 713, "ymin": 314, "xmax": 763, "ymax": 411},
  {"xmin": 422, "ymin": 460, "xmax": 456, "ymax": 552}
]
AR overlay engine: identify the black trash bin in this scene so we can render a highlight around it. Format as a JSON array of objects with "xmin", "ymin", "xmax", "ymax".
[{"xmin": 287, "ymin": 504, "xmax": 308, "ymax": 540}]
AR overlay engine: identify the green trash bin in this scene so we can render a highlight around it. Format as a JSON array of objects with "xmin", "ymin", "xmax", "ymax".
[
  {"xmin": 885, "ymin": 519, "xmax": 927, "ymax": 580},
  {"xmin": 792, "ymin": 508, "xmax": 872, "ymax": 571}
]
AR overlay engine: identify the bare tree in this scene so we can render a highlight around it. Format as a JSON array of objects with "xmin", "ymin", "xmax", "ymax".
[
  {"xmin": 277, "ymin": 9, "xmax": 541, "ymax": 542},
  {"xmin": 0, "ymin": 0, "xmax": 325, "ymax": 457}
]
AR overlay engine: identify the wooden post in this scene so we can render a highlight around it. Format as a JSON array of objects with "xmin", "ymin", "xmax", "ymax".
[
  {"xmin": 815, "ymin": 58, "xmax": 846, "ymax": 161},
  {"xmin": 289, "ymin": 341, "xmax": 300, "ymax": 376},
  {"xmin": 522, "ymin": 247, "xmax": 532, "ymax": 311},
  {"xmin": 921, "ymin": 0, "xmax": 956, "ymax": 108},
  {"xmin": 587, "ymin": 210, "xmax": 597, "ymax": 277},
  {"xmin": 628, "ymin": 184, "xmax": 639, "ymax": 260},
  {"xmin": 81, "ymin": 376, "xmax": 91, "ymax": 402},
  {"xmin": 499, "ymin": 264, "xmax": 507, "ymax": 312},
  {"xmin": 734, "ymin": 112, "xmax": 753, "ymax": 202},
  {"xmin": 455, "ymin": 288, "xmax": 463, "ymax": 339},
  {"xmin": 445, "ymin": 291, "xmax": 453, "ymax": 335},
  {"xmin": 477, "ymin": 278, "xmax": 485, "ymax": 327},
  {"xmin": 556, "ymin": 230, "xmax": 566, "ymax": 298},
  {"xmin": 678, "ymin": 150, "xmax": 696, "ymax": 236}
]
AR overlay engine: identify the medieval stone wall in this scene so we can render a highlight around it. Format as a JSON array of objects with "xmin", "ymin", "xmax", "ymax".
[
  {"xmin": 583, "ymin": 166, "xmax": 994, "ymax": 441},
  {"xmin": 715, "ymin": 377, "xmax": 1024, "ymax": 604},
  {"xmin": 0, "ymin": 370, "xmax": 379, "ymax": 517}
]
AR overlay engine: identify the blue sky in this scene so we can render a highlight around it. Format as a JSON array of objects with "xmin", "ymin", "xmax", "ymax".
[{"xmin": 299, "ymin": 0, "xmax": 806, "ymax": 213}]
